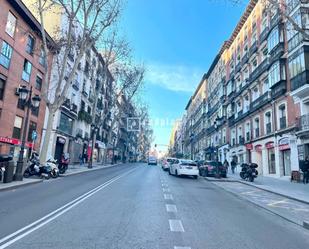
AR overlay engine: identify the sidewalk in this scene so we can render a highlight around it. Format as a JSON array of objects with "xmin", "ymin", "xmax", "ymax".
[
  {"xmin": 0, "ymin": 162, "xmax": 121, "ymax": 192},
  {"xmin": 205, "ymin": 172, "xmax": 309, "ymax": 204}
]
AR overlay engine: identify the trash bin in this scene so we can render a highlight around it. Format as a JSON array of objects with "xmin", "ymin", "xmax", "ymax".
[{"xmin": 0, "ymin": 154, "xmax": 14, "ymax": 183}]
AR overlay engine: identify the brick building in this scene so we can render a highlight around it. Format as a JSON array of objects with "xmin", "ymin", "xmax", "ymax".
[{"xmin": 0, "ymin": 0, "xmax": 53, "ymax": 159}]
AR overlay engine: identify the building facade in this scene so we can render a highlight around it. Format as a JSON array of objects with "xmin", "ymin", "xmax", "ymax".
[{"xmin": 0, "ymin": 0, "xmax": 53, "ymax": 161}]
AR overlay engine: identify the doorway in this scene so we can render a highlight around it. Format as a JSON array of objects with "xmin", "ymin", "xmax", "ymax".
[{"xmin": 282, "ymin": 149, "xmax": 291, "ymax": 176}]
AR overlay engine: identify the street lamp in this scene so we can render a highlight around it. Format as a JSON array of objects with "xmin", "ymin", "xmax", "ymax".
[
  {"xmin": 15, "ymin": 86, "xmax": 41, "ymax": 181},
  {"xmin": 190, "ymin": 133, "xmax": 194, "ymax": 160},
  {"xmin": 88, "ymin": 123, "xmax": 98, "ymax": 168}
]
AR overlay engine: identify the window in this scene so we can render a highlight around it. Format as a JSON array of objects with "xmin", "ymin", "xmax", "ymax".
[
  {"xmin": 39, "ymin": 49, "xmax": 46, "ymax": 66},
  {"xmin": 252, "ymin": 86, "xmax": 259, "ymax": 101},
  {"xmin": 268, "ymin": 27, "xmax": 279, "ymax": 52},
  {"xmin": 58, "ymin": 112, "xmax": 73, "ymax": 135},
  {"xmin": 0, "ymin": 79, "xmax": 5, "ymax": 100},
  {"xmin": 26, "ymin": 35, "xmax": 35, "ymax": 54},
  {"xmin": 265, "ymin": 111, "xmax": 272, "ymax": 134},
  {"xmin": 268, "ymin": 61, "xmax": 280, "ymax": 87},
  {"xmin": 0, "ymin": 41, "xmax": 13, "ymax": 69},
  {"xmin": 263, "ymin": 78, "xmax": 269, "ymax": 93},
  {"xmin": 261, "ymin": 46, "xmax": 268, "ymax": 61},
  {"xmin": 5, "ymin": 12, "xmax": 17, "ymax": 37},
  {"xmin": 35, "ymin": 75, "xmax": 43, "ymax": 91},
  {"xmin": 255, "ymin": 118, "xmax": 260, "ymax": 138},
  {"xmin": 261, "ymin": 17, "xmax": 268, "ymax": 32},
  {"xmin": 289, "ymin": 53, "xmax": 305, "ymax": 79},
  {"xmin": 22, "ymin": 59, "xmax": 32, "ymax": 82},
  {"xmin": 251, "ymin": 57, "xmax": 258, "ymax": 71},
  {"xmin": 27, "ymin": 121, "xmax": 37, "ymax": 142},
  {"xmin": 17, "ymin": 98, "xmax": 25, "ymax": 110},
  {"xmin": 279, "ymin": 104, "xmax": 287, "ymax": 129},
  {"xmin": 12, "ymin": 116, "xmax": 23, "ymax": 139}
]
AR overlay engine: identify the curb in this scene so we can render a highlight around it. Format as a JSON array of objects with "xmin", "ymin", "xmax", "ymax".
[
  {"xmin": 206, "ymin": 179, "xmax": 309, "ymax": 230},
  {"xmin": 0, "ymin": 179, "xmax": 43, "ymax": 192},
  {"xmin": 61, "ymin": 163, "xmax": 122, "ymax": 177},
  {"xmin": 204, "ymin": 176, "xmax": 309, "ymax": 205}
]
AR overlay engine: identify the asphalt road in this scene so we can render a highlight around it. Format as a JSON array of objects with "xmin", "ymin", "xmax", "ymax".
[{"xmin": 0, "ymin": 163, "xmax": 309, "ymax": 249}]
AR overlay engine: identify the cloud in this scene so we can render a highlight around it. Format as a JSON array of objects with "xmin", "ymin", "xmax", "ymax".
[{"xmin": 146, "ymin": 63, "xmax": 204, "ymax": 93}]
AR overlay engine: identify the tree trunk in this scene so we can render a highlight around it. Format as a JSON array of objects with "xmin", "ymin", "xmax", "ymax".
[{"xmin": 40, "ymin": 108, "xmax": 55, "ymax": 163}]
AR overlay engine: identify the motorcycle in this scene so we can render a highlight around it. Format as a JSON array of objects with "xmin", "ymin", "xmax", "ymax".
[
  {"xmin": 58, "ymin": 153, "xmax": 70, "ymax": 174},
  {"xmin": 23, "ymin": 153, "xmax": 52, "ymax": 179},
  {"xmin": 240, "ymin": 163, "xmax": 258, "ymax": 182},
  {"xmin": 45, "ymin": 158, "xmax": 59, "ymax": 178}
]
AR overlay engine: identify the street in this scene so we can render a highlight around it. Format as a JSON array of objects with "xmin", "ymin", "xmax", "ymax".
[{"xmin": 0, "ymin": 163, "xmax": 309, "ymax": 249}]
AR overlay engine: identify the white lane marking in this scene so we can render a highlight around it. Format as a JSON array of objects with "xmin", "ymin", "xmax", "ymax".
[
  {"xmin": 162, "ymin": 184, "xmax": 168, "ymax": 187},
  {"xmin": 0, "ymin": 167, "xmax": 138, "ymax": 249},
  {"xmin": 164, "ymin": 194, "xmax": 173, "ymax": 200},
  {"xmin": 267, "ymin": 199, "xmax": 288, "ymax": 207},
  {"xmin": 166, "ymin": 204, "xmax": 177, "ymax": 213},
  {"xmin": 174, "ymin": 247, "xmax": 191, "ymax": 249},
  {"xmin": 162, "ymin": 188, "xmax": 170, "ymax": 192},
  {"xmin": 169, "ymin": 219, "xmax": 184, "ymax": 232}
]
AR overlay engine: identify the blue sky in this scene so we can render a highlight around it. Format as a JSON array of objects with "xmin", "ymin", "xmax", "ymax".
[{"xmin": 120, "ymin": 0, "xmax": 247, "ymax": 151}]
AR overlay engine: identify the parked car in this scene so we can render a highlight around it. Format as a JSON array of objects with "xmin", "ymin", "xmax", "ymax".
[
  {"xmin": 161, "ymin": 157, "xmax": 176, "ymax": 171},
  {"xmin": 169, "ymin": 159, "xmax": 199, "ymax": 179},
  {"xmin": 148, "ymin": 156, "xmax": 157, "ymax": 165},
  {"xmin": 199, "ymin": 161, "xmax": 227, "ymax": 177}
]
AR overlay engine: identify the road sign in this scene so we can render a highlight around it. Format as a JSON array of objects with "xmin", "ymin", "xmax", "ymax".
[{"xmin": 31, "ymin": 130, "xmax": 38, "ymax": 141}]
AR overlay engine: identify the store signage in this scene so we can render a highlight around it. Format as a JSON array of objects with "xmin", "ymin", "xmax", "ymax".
[
  {"xmin": 265, "ymin": 142, "xmax": 275, "ymax": 149},
  {"xmin": 245, "ymin": 143, "xmax": 253, "ymax": 150},
  {"xmin": 0, "ymin": 136, "xmax": 33, "ymax": 148},
  {"xmin": 279, "ymin": 137, "xmax": 290, "ymax": 151}
]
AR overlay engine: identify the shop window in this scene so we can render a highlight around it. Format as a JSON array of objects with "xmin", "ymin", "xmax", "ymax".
[
  {"xmin": 12, "ymin": 116, "xmax": 23, "ymax": 139},
  {"xmin": 5, "ymin": 12, "xmax": 17, "ymax": 38},
  {"xmin": 268, "ymin": 148, "xmax": 276, "ymax": 174},
  {"xmin": 0, "ymin": 41, "xmax": 13, "ymax": 69}
]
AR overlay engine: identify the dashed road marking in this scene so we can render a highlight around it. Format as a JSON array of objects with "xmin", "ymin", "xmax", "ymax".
[
  {"xmin": 162, "ymin": 188, "xmax": 170, "ymax": 192},
  {"xmin": 169, "ymin": 219, "xmax": 184, "ymax": 232},
  {"xmin": 164, "ymin": 194, "xmax": 173, "ymax": 200},
  {"xmin": 166, "ymin": 204, "xmax": 177, "ymax": 213},
  {"xmin": 267, "ymin": 199, "xmax": 288, "ymax": 207},
  {"xmin": 162, "ymin": 183, "xmax": 168, "ymax": 187}
]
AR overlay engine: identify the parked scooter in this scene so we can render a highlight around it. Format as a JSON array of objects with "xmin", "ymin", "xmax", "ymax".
[
  {"xmin": 0, "ymin": 154, "xmax": 13, "ymax": 182},
  {"xmin": 23, "ymin": 152, "xmax": 52, "ymax": 179},
  {"xmin": 58, "ymin": 153, "xmax": 70, "ymax": 174},
  {"xmin": 240, "ymin": 163, "xmax": 258, "ymax": 182},
  {"xmin": 45, "ymin": 158, "xmax": 59, "ymax": 178}
]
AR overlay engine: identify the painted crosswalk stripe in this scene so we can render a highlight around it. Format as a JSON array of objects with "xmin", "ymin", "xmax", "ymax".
[
  {"xmin": 166, "ymin": 204, "xmax": 177, "ymax": 213},
  {"xmin": 164, "ymin": 194, "xmax": 173, "ymax": 200},
  {"xmin": 169, "ymin": 219, "xmax": 184, "ymax": 232}
]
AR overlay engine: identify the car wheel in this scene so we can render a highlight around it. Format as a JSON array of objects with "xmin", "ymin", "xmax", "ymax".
[
  {"xmin": 193, "ymin": 175, "xmax": 198, "ymax": 179},
  {"xmin": 169, "ymin": 169, "xmax": 171, "ymax": 175},
  {"xmin": 175, "ymin": 170, "xmax": 178, "ymax": 176}
]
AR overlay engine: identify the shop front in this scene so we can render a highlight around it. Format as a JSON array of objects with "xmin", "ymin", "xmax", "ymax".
[
  {"xmin": 278, "ymin": 137, "xmax": 291, "ymax": 176},
  {"xmin": 266, "ymin": 141, "xmax": 276, "ymax": 174},
  {"xmin": 0, "ymin": 136, "xmax": 34, "ymax": 161}
]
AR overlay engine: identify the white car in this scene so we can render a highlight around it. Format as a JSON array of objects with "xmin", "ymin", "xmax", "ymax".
[
  {"xmin": 169, "ymin": 159, "xmax": 199, "ymax": 179},
  {"xmin": 161, "ymin": 157, "xmax": 176, "ymax": 171},
  {"xmin": 148, "ymin": 156, "xmax": 157, "ymax": 165}
]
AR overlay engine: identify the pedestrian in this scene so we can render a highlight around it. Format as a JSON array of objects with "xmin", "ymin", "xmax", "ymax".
[
  {"xmin": 79, "ymin": 153, "xmax": 83, "ymax": 166},
  {"xmin": 223, "ymin": 159, "xmax": 229, "ymax": 172},
  {"xmin": 231, "ymin": 159, "xmax": 237, "ymax": 174},
  {"xmin": 302, "ymin": 156, "xmax": 309, "ymax": 184}
]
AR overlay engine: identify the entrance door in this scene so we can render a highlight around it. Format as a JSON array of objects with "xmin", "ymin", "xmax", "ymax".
[
  {"xmin": 282, "ymin": 150, "xmax": 291, "ymax": 176},
  {"xmin": 54, "ymin": 141, "xmax": 64, "ymax": 161},
  {"xmin": 268, "ymin": 148, "xmax": 276, "ymax": 174}
]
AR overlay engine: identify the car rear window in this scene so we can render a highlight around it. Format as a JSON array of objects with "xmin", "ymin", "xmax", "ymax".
[{"xmin": 181, "ymin": 162, "xmax": 197, "ymax": 166}]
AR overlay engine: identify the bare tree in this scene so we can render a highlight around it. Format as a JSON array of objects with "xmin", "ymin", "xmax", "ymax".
[{"xmin": 33, "ymin": 0, "xmax": 122, "ymax": 162}]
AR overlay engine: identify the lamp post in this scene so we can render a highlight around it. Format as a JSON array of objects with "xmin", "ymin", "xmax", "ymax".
[
  {"xmin": 15, "ymin": 86, "xmax": 41, "ymax": 181},
  {"xmin": 189, "ymin": 133, "xmax": 194, "ymax": 160},
  {"xmin": 88, "ymin": 123, "xmax": 98, "ymax": 168}
]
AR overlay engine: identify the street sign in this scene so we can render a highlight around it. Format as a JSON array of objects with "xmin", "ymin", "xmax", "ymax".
[{"xmin": 31, "ymin": 130, "xmax": 38, "ymax": 141}]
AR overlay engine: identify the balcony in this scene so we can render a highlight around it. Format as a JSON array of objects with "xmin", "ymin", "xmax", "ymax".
[
  {"xmin": 291, "ymin": 70, "xmax": 309, "ymax": 98},
  {"xmin": 249, "ymin": 41, "xmax": 258, "ymax": 55},
  {"xmin": 255, "ymin": 128, "xmax": 260, "ymax": 138},
  {"xmin": 271, "ymin": 80, "xmax": 286, "ymax": 99},
  {"xmin": 280, "ymin": 117, "xmax": 287, "ymax": 129},
  {"xmin": 270, "ymin": 12, "xmax": 280, "ymax": 29},
  {"xmin": 62, "ymin": 98, "xmax": 71, "ymax": 109},
  {"xmin": 268, "ymin": 43, "xmax": 284, "ymax": 64},
  {"xmin": 266, "ymin": 123, "xmax": 272, "ymax": 134},
  {"xmin": 259, "ymin": 27, "xmax": 269, "ymax": 43},
  {"xmin": 249, "ymin": 58, "xmax": 269, "ymax": 83},
  {"xmin": 72, "ymin": 80, "xmax": 79, "ymax": 91},
  {"xmin": 249, "ymin": 92, "xmax": 271, "ymax": 114},
  {"xmin": 71, "ymin": 103, "xmax": 78, "ymax": 114},
  {"xmin": 297, "ymin": 114, "xmax": 309, "ymax": 135},
  {"xmin": 241, "ymin": 53, "xmax": 249, "ymax": 66}
]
